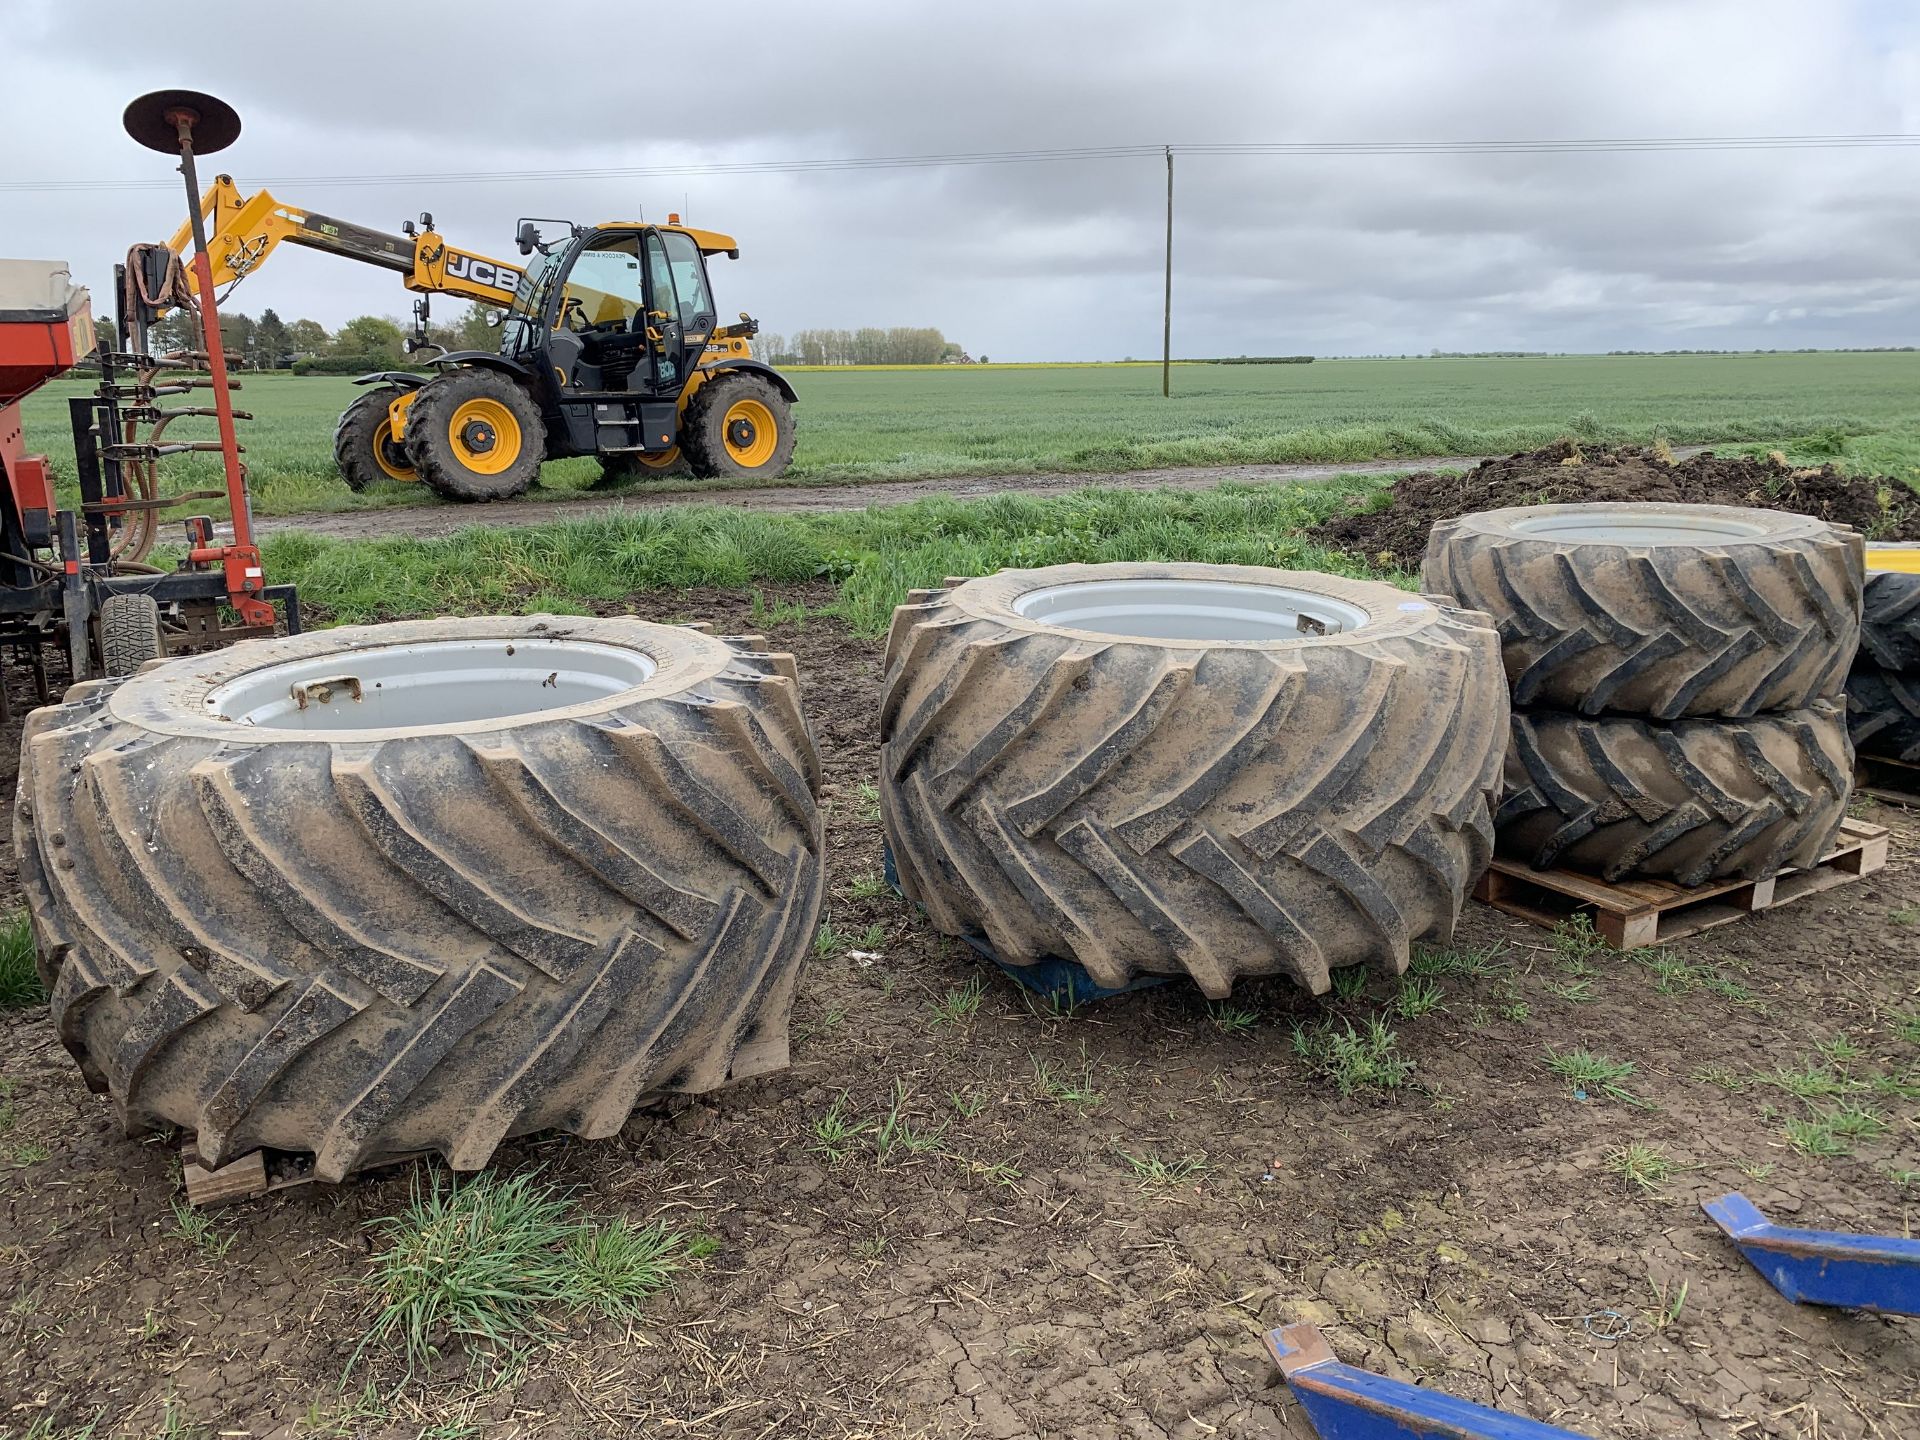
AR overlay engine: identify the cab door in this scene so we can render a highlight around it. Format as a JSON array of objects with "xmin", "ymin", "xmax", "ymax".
[{"xmin": 642, "ymin": 228, "xmax": 720, "ymax": 396}]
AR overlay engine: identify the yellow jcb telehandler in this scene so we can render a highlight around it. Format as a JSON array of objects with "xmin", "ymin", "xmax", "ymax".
[{"xmin": 144, "ymin": 173, "xmax": 796, "ymax": 500}]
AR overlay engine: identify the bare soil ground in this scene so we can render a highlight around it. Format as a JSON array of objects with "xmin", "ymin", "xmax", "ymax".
[
  {"xmin": 1318, "ymin": 443, "xmax": 1920, "ymax": 570},
  {"xmin": 1, "ymin": 583, "xmax": 1916, "ymax": 1439},
  {"xmin": 236, "ymin": 458, "xmax": 1505, "ymax": 544}
]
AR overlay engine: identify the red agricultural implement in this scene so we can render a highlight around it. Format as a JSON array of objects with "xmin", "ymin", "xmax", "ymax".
[{"xmin": 0, "ymin": 90, "xmax": 298, "ymax": 702}]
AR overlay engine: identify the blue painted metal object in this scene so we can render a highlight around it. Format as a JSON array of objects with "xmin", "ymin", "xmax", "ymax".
[
  {"xmin": 1703, "ymin": 1192, "xmax": 1920, "ymax": 1316},
  {"xmin": 881, "ymin": 842, "xmax": 1168, "ymax": 1005},
  {"xmin": 1264, "ymin": 1323, "xmax": 1595, "ymax": 1439}
]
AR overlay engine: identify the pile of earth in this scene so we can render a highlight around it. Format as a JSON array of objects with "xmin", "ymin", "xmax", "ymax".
[{"xmin": 1315, "ymin": 441, "xmax": 1920, "ymax": 571}]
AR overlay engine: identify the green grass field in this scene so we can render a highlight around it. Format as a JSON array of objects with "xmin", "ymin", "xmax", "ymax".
[
  {"xmin": 16, "ymin": 351, "xmax": 1920, "ymax": 518},
  {"xmin": 263, "ymin": 475, "xmax": 1397, "ymax": 633}
]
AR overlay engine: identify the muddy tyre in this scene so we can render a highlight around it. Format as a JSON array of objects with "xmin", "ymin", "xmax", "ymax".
[
  {"xmin": 1423, "ymin": 503, "xmax": 1862, "ymax": 719},
  {"xmin": 99, "ymin": 594, "xmax": 162, "ymax": 677},
  {"xmin": 681, "ymin": 373, "xmax": 797, "ymax": 481},
  {"xmin": 332, "ymin": 385, "xmax": 416, "ymax": 491},
  {"xmin": 879, "ymin": 563, "xmax": 1508, "ymax": 996},
  {"xmin": 1847, "ymin": 663, "xmax": 1920, "ymax": 762},
  {"xmin": 16, "ymin": 615, "xmax": 823, "ymax": 1181},
  {"xmin": 403, "ymin": 369, "xmax": 546, "ymax": 502},
  {"xmin": 1861, "ymin": 569, "xmax": 1920, "ymax": 672},
  {"xmin": 1498, "ymin": 703, "xmax": 1852, "ymax": 885}
]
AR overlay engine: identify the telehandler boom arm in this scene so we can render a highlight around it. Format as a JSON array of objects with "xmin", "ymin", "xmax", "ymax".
[{"xmin": 165, "ymin": 174, "xmax": 526, "ymax": 308}]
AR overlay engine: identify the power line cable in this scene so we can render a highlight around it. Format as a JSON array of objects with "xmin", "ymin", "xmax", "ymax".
[{"xmin": 4, "ymin": 133, "xmax": 1916, "ymax": 193}]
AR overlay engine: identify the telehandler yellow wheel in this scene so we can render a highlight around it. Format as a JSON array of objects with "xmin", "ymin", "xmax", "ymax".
[
  {"xmin": 332, "ymin": 385, "xmax": 417, "ymax": 491},
  {"xmin": 682, "ymin": 374, "xmax": 796, "ymax": 481},
  {"xmin": 404, "ymin": 369, "xmax": 546, "ymax": 502}
]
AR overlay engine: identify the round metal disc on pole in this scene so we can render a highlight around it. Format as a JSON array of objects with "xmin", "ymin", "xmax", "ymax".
[{"xmin": 122, "ymin": 89, "xmax": 241, "ymax": 154}]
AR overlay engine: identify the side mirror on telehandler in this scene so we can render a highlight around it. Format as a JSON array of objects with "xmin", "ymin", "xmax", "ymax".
[{"xmin": 516, "ymin": 220, "xmax": 540, "ymax": 256}]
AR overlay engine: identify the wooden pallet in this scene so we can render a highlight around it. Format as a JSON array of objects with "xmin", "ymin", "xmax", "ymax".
[
  {"xmin": 1858, "ymin": 753, "xmax": 1920, "ymax": 807},
  {"xmin": 1472, "ymin": 818, "xmax": 1890, "ymax": 950},
  {"xmin": 181, "ymin": 1143, "xmax": 427, "ymax": 1208}
]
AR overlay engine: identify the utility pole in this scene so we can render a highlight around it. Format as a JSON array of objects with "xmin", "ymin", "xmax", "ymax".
[{"xmin": 1162, "ymin": 145, "xmax": 1174, "ymax": 397}]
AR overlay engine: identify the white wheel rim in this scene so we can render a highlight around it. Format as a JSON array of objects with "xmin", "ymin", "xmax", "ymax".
[{"xmin": 1011, "ymin": 578, "xmax": 1373, "ymax": 641}]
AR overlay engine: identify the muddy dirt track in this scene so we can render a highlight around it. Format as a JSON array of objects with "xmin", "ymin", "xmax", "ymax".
[
  {"xmin": 241, "ymin": 456, "xmax": 1507, "ymax": 543},
  {"xmin": 0, "ymin": 584, "xmax": 1916, "ymax": 1439}
]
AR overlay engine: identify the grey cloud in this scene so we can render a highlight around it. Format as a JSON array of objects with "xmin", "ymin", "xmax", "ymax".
[{"xmin": 2, "ymin": 0, "xmax": 1915, "ymax": 357}]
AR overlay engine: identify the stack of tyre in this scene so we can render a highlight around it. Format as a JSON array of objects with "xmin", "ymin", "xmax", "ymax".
[
  {"xmin": 1421, "ymin": 503, "xmax": 1862, "ymax": 886},
  {"xmin": 1849, "ymin": 561, "xmax": 1920, "ymax": 766}
]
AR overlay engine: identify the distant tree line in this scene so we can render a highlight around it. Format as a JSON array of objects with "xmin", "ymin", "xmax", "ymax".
[
  {"xmin": 754, "ymin": 327, "xmax": 973, "ymax": 366},
  {"xmin": 142, "ymin": 303, "xmax": 501, "ymax": 374}
]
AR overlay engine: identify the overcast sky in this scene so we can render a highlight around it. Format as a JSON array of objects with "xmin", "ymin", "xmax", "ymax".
[{"xmin": 5, "ymin": 0, "xmax": 1919, "ymax": 360}]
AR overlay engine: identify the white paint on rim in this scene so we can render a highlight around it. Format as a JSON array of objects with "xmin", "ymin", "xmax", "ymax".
[
  {"xmin": 1506, "ymin": 508, "xmax": 1772, "ymax": 545},
  {"xmin": 204, "ymin": 637, "xmax": 657, "ymax": 733},
  {"xmin": 1010, "ymin": 578, "xmax": 1371, "ymax": 641}
]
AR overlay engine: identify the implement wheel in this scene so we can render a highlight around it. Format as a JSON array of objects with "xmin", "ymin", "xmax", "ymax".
[
  {"xmin": 99, "ymin": 594, "xmax": 162, "ymax": 677},
  {"xmin": 404, "ymin": 369, "xmax": 546, "ymax": 501},
  {"xmin": 682, "ymin": 374, "xmax": 796, "ymax": 481},
  {"xmin": 332, "ymin": 386, "xmax": 417, "ymax": 491}
]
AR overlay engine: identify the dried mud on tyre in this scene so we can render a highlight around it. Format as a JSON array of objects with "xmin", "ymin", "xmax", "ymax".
[
  {"xmin": 879, "ymin": 563, "xmax": 1508, "ymax": 996},
  {"xmin": 1498, "ymin": 703, "xmax": 1853, "ymax": 885},
  {"xmin": 16, "ymin": 616, "xmax": 824, "ymax": 1181},
  {"xmin": 1423, "ymin": 503, "xmax": 1862, "ymax": 719}
]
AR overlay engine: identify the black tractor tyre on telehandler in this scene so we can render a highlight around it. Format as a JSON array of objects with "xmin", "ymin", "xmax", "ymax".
[
  {"xmin": 17, "ymin": 616, "xmax": 824, "ymax": 1182},
  {"xmin": 332, "ymin": 385, "xmax": 417, "ymax": 492},
  {"xmin": 403, "ymin": 368, "xmax": 547, "ymax": 502},
  {"xmin": 681, "ymin": 373, "xmax": 797, "ymax": 481},
  {"xmin": 1496, "ymin": 703, "xmax": 1853, "ymax": 885},
  {"xmin": 1423, "ymin": 502, "xmax": 1863, "ymax": 720}
]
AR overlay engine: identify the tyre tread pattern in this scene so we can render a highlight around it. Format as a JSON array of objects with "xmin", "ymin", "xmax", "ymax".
[
  {"xmin": 680, "ymin": 373, "xmax": 797, "ymax": 481},
  {"xmin": 1861, "ymin": 570, "xmax": 1920, "ymax": 672},
  {"xmin": 16, "ymin": 629, "xmax": 823, "ymax": 1180},
  {"xmin": 1846, "ymin": 662, "xmax": 1920, "ymax": 762},
  {"xmin": 1496, "ymin": 704, "xmax": 1852, "ymax": 884},
  {"xmin": 1423, "ymin": 515, "xmax": 1862, "ymax": 718},
  {"xmin": 880, "ymin": 573, "xmax": 1507, "ymax": 996},
  {"xmin": 331, "ymin": 386, "xmax": 408, "ymax": 492},
  {"xmin": 403, "ymin": 371, "xmax": 546, "ymax": 502}
]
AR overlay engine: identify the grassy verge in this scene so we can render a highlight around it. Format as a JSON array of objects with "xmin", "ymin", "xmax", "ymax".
[{"xmin": 265, "ymin": 474, "xmax": 1401, "ymax": 633}]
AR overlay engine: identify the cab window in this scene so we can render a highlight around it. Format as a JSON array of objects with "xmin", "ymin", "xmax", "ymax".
[
  {"xmin": 558, "ymin": 240, "xmax": 644, "ymax": 330},
  {"xmin": 661, "ymin": 231, "xmax": 715, "ymax": 329}
]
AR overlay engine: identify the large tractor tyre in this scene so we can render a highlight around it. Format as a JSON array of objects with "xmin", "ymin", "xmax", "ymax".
[
  {"xmin": 680, "ymin": 374, "xmax": 797, "ymax": 482},
  {"xmin": 98, "ymin": 594, "xmax": 163, "ymax": 677},
  {"xmin": 1861, "ymin": 569, "xmax": 1920, "ymax": 673},
  {"xmin": 1847, "ymin": 663, "xmax": 1920, "ymax": 762},
  {"xmin": 879, "ymin": 563, "xmax": 1508, "ymax": 997},
  {"xmin": 403, "ymin": 369, "xmax": 547, "ymax": 502},
  {"xmin": 1422, "ymin": 503, "xmax": 1862, "ymax": 719},
  {"xmin": 332, "ymin": 385, "xmax": 417, "ymax": 491},
  {"xmin": 597, "ymin": 447, "xmax": 690, "ymax": 486},
  {"xmin": 1497, "ymin": 703, "xmax": 1852, "ymax": 886},
  {"xmin": 16, "ymin": 615, "xmax": 823, "ymax": 1182}
]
